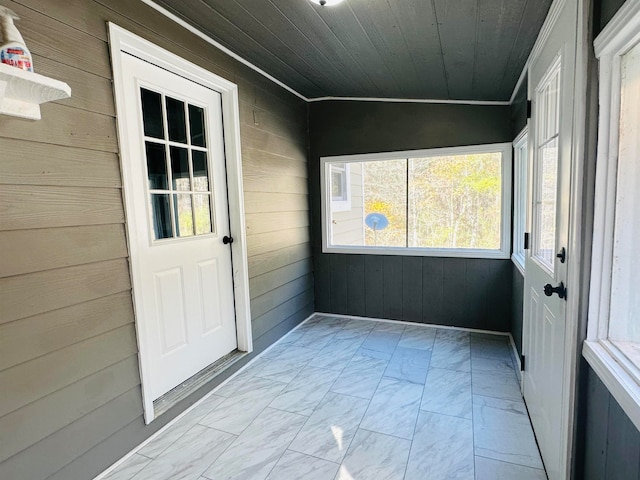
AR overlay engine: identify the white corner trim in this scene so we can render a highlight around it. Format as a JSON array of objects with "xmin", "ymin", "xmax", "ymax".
[
  {"xmin": 513, "ymin": 125, "xmax": 528, "ymax": 146},
  {"xmin": 583, "ymin": 341, "xmax": 640, "ymax": 433},
  {"xmin": 511, "ymin": 254, "xmax": 526, "ymax": 275},
  {"xmin": 307, "ymin": 96, "xmax": 511, "ymax": 106},
  {"xmin": 509, "ymin": 61, "xmax": 530, "ymax": 105},
  {"xmin": 138, "ymin": 0, "xmax": 308, "ymax": 101},
  {"xmin": 508, "ymin": 0, "xmax": 568, "ymax": 104}
]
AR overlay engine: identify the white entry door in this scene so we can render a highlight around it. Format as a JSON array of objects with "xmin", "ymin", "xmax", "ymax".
[
  {"xmin": 120, "ymin": 53, "xmax": 238, "ymax": 404},
  {"xmin": 522, "ymin": 1, "xmax": 577, "ymax": 478}
]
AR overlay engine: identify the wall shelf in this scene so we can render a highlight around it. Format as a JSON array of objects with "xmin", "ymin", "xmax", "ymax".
[{"xmin": 0, "ymin": 63, "xmax": 71, "ymax": 120}]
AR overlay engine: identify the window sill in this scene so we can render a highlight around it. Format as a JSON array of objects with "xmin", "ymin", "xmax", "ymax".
[
  {"xmin": 323, "ymin": 245, "xmax": 510, "ymax": 259},
  {"xmin": 583, "ymin": 340, "xmax": 640, "ymax": 432}
]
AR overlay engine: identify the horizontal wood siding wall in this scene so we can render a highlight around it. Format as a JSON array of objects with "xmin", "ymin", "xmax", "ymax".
[
  {"xmin": 0, "ymin": 1, "xmax": 311, "ymax": 479},
  {"xmin": 310, "ymin": 101, "xmax": 514, "ymax": 331}
]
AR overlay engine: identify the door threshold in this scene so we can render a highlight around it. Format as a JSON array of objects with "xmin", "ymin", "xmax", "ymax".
[{"xmin": 153, "ymin": 349, "xmax": 247, "ymax": 418}]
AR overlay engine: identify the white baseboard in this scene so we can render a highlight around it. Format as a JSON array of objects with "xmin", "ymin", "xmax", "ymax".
[{"xmin": 314, "ymin": 311, "xmax": 512, "ymax": 337}]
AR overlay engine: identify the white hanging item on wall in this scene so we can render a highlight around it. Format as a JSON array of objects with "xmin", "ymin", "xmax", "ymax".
[
  {"xmin": 0, "ymin": 4, "xmax": 70, "ymax": 120},
  {"xmin": 0, "ymin": 6, "xmax": 33, "ymax": 72}
]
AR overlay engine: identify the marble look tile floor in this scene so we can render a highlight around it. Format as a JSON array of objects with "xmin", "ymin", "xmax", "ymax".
[{"xmin": 104, "ymin": 314, "xmax": 547, "ymax": 480}]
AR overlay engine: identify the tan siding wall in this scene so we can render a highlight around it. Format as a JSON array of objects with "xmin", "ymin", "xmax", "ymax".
[{"xmin": 0, "ymin": 0, "xmax": 312, "ymax": 478}]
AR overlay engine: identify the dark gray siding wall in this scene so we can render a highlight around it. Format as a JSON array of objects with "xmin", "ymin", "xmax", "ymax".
[
  {"xmin": 0, "ymin": 1, "xmax": 311, "ymax": 479},
  {"xmin": 595, "ymin": 0, "xmax": 627, "ymax": 33},
  {"xmin": 309, "ymin": 101, "xmax": 514, "ymax": 331},
  {"xmin": 580, "ymin": 363, "xmax": 640, "ymax": 479},
  {"xmin": 511, "ymin": 267, "xmax": 524, "ymax": 357}
]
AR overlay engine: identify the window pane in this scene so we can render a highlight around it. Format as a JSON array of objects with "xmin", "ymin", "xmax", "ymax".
[
  {"xmin": 535, "ymin": 138, "xmax": 558, "ymax": 269},
  {"xmin": 145, "ymin": 142, "xmax": 168, "ymax": 190},
  {"xmin": 609, "ymin": 39, "xmax": 640, "ymax": 345},
  {"xmin": 141, "ymin": 88, "xmax": 164, "ymax": 139},
  {"xmin": 407, "ymin": 153, "xmax": 502, "ymax": 249},
  {"xmin": 533, "ymin": 63, "xmax": 561, "ymax": 272},
  {"xmin": 193, "ymin": 194, "xmax": 213, "ymax": 235},
  {"xmin": 331, "ymin": 163, "xmax": 347, "ymax": 201},
  {"xmin": 192, "ymin": 151, "xmax": 210, "ymax": 192},
  {"xmin": 170, "ymin": 147, "xmax": 191, "ymax": 191},
  {"xmin": 150, "ymin": 194, "xmax": 172, "ymax": 239},
  {"xmin": 361, "ymin": 159, "xmax": 407, "ymax": 248},
  {"xmin": 189, "ymin": 105, "xmax": 206, "ymax": 147},
  {"xmin": 174, "ymin": 193, "xmax": 194, "ymax": 237},
  {"xmin": 166, "ymin": 97, "xmax": 187, "ymax": 143}
]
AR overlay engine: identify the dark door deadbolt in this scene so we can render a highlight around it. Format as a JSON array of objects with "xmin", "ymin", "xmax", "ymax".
[
  {"xmin": 544, "ymin": 281, "xmax": 566, "ymax": 299},
  {"xmin": 223, "ymin": 235, "xmax": 234, "ymax": 245},
  {"xmin": 556, "ymin": 247, "xmax": 566, "ymax": 263}
]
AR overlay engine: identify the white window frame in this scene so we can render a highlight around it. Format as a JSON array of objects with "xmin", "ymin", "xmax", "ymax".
[
  {"xmin": 320, "ymin": 143, "xmax": 512, "ymax": 259},
  {"xmin": 512, "ymin": 127, "xmax": 528, "ymax": 274},
  {"xmin": 583, "ymin": 0, "xmax": 640, "ymax": 433},
  {"xmin": 330, "ymin": 162, "xmax": 352, "ymax": 212}
]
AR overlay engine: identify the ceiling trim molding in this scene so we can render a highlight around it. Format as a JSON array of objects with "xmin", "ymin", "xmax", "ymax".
[
  {"xmin": 307, "ymin": 96, "xmax": 511, "ymax": 106},
  {"xmin": 509, "ymin": 0, "xmax": 568, "ymax": 104},
  {"xmin": 139, "ymin": 0, "xmax": 310, "ymax": 101},
  {"xmin": 142, "ymin": 0, "xmax": 548, "ymax": 107}
]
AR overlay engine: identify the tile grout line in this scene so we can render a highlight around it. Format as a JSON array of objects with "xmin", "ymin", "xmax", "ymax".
[
  {"xmin": 340, "ymin": 323, "xmax": 400, "ymax": 475},
  {"xmin": 284, "ymin": 318, "xmax": 373, "ymax": 474},
  {"xmin": 402, "ymin": 329, "xmax": 437, "ymax": 479},
  {"xmin": 474, "ymin": 453, "xmax": 548, "ymax": 471}
]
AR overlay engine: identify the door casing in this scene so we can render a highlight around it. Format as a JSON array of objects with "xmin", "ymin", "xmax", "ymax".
[{"xmin": 108, "ymin": 23, "xmax": 253, "ymax": 423}]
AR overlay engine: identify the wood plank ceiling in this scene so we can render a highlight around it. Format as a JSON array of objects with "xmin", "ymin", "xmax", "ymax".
[{"xmin": 155, "ymin": 0, "xmax": 553, "ymax": 102}]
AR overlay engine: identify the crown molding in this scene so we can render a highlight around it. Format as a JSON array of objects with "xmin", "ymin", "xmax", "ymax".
[
  {"xmin": 307, "ymin": 96, "xmax": 510, "ymax": 106},
  {"xmin": 139, "ymin": 0, "xmax": 309, "ymax": 101},
  {"xmin": 508, "ymin": 0, "xmax": 568, "ymax": 104}
]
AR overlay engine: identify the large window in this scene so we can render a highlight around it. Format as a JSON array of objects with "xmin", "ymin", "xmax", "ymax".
[
  {"xmin": 585, "ymin": 0, "xmax": 640, "ymax": 432},
  {"xmin": 321, "ymin": 143, "xmax": 512, "ymax": 258}
]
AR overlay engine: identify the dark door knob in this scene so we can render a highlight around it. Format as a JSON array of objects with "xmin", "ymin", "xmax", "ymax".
[
  {"xmin": 223, "ymin": 235, "xmax": 234, "ymax": 245},
  {"xmin": 556, "ymin": 247, "xmax": 566, "ymax": 263},
  {"xmin": 544, "ymin": 282, "xmax": 566, "ymax": 299}
]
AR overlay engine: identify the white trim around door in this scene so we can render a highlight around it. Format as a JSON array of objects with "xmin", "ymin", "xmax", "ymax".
[
  {"xmin": 108, "ymin": 23, "xmax": 252, "ymax": 423},
  {"xmin": 521, "ymin": 0, "xmax": 588, "ymax": 477}
]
